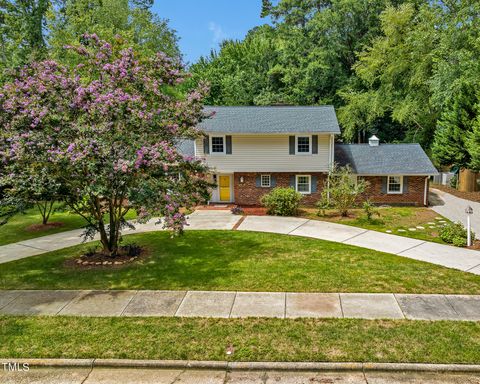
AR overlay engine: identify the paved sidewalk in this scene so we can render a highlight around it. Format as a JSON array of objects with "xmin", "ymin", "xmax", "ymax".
[
  {"xmin": 3, "ymin": 366, "xmax": 480, "ymax": 384},
  {"xmin": 1, "ymin": 290, "xmax": 479, "ymax": 321},
  {"xmin": 1, "ymin": 210, "xmax": 480, "ymax": 275},
  {"xmin": 430, "ymin": 188, "xmax": 480, "ymax": 234}
]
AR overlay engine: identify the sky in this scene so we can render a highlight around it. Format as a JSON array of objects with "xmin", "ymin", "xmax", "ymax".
[{"xmin": 152, "ymin": 0, "xmax": 271, "ymax": 65}]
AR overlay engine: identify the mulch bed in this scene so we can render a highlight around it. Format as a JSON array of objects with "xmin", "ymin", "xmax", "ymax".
[
  {"xmin": 65, "ymin": 245, "xmax": 148, "ymax": 270},
  {"xmin": 26, "ymin": 222, "xmax": 64, "ymax": 232},
  {"xmin": 432, "ymin": 184, "xmax": 480, "ymax": 203}
]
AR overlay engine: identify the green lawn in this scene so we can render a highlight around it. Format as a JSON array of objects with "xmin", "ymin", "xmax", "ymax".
[
  {"xmin": 1, "ymin": 231, "xmax": 479, "ymax": 293},
  {"xmin": 0, "ymin": 206, "xmax": 136, "ymax": 246},
  {"xmin": 300, "ymin": 206, "xmax": 450, "ymax": 244},
  {"xmin": 1, "ymin": 316, "xmax": 479, "ymax": 364}
]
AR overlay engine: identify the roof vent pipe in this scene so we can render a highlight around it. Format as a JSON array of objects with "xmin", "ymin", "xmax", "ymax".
[{"xmin": 368, "ymin": 134, "xmax": 380, "ymax": 147}]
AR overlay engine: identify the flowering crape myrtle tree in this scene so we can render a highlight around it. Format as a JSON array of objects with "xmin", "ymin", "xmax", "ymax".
[{"xmin": 0, "ymin": 34, "xmax": 212, "ymax": 257}]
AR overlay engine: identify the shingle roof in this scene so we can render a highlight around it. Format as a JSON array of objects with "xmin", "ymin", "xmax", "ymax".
[
  {"xmin": 335, "ymin": 144, "xmax": 438, "ymax": 175},
  {"xmin": 199, "ymin": 106, "xmax": 340, "ymax": 134},
  {"xmin": 176, "ymin": 139, "xmax": 195, "ymax": 157}
]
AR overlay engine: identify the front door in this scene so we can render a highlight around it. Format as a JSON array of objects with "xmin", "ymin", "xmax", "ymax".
[{"xmin": 219, "ymin": 175, "xmax": 231, "ymax": 202}]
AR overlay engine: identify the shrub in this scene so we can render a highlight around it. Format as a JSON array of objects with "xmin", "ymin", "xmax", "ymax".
[
  {"xmin": 318, "ymin": 164, "xmax": 367, "ymax": 217},
  {"xmin": 363, "ymin": 200, "xmax": 380, "ymax": 221},
  {"xmin": 261, "ymin": 187, "xmax": 303, "ymax": 216},
  {"xmin": 231, "ymin": 206, "xmax": 244, "ymax": 215},
  {"xmin": 439, "ymin": 222, "xmax": 475, "ymax": 247}
]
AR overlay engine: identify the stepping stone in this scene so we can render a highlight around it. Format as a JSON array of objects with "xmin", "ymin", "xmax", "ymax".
[
  {"xmin": 439, "ymin": 220, "xmax": 447, "ymax": 223},
  {"xmin": 408, "ymin": 228, "xmax": 417, "ymax": 231},
  {"xmin": 397, "ymin": 229, "xmax": 406, "ymax": 232},
  {"xmin": 429, "ymin": 226, "xmax": 436, "ymax": 229},
  {"xmin": 435, "ymin": 217, "xmax": 443, "ymax": 220},
  {"xmin": 416, "ymin": 226, "xmax": 425, "ymax": 230},
  {"xmin": 385, "ymin": 230, "xmax": 392, "ymax": 233},
  {"xmin": 427, "ymin": 222, "xmax": 435, "ymax": 225}
]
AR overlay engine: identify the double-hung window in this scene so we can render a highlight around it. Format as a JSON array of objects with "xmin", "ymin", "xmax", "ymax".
[
  {"xmin": 261, "ymin": 174, "xmax": 271, "ymax": 188},
  {"xmin": 296, "ymin": 136, "xmax": 311, "ymax": 154},
  {"xmin": 296, "ymin": 175, "xmax": 311, "ymax": 194},
  {"xmin": 387, "ymin": 176, "xmax": 403, "ymax": 194},
  {"xmin": 211, "ymin": 136, "xmax": 225, "ymax": 154}
]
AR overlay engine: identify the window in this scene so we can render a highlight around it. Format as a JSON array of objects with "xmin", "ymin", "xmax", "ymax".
[
  {"xmin": 296, "ymin": 136, "xmax": 311, "ymax": 154},
  {"xmin": 211, "ymin": 136, "xmax": 225, "ymax": 154},
  {"xmin": 261, "ymin": 174, "xmax": 271, "ymax": 188},
  {"xmin": 296, "ymin": 175, "xmax": 311, "ymax": 194},
  {"xmin": 387, "ymin": 176, "xmax": 403, "ymax": 194}
]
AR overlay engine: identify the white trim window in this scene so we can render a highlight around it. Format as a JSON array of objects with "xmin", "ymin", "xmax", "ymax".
[
  {"xmin": 210, "ymin": 135, "xmax": 225, "ymax": 154},
  {"xmin": 387, "ymin": 176, "xmax": 403, "ymax": 194},
  {"xmin": 296, "ymin": 135, "xmax": 311, "ymax": 154},
  {"xmin": 261, "ymin": 174, "xmax": 271, "ymax": 188},
  {"xmin": 296, "ymin": 175, "xmax": 311, "ymax": 194}
]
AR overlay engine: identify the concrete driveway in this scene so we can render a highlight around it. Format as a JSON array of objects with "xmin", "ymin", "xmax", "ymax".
[{"xmin": 430, "ymin": 188, "xmax": 480, "ymax": 234}]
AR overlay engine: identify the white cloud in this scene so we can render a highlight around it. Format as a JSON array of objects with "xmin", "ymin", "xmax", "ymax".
[{"xmin": 208, "ymin": 22, "xmax": 228, "ymax": 45}]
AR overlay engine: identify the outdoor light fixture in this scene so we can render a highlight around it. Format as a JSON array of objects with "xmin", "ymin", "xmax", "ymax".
[
  {"xmin": 466, "ymin": 205, "xmax": 474, "ymax": 246},
  {"xmin": 240, "ymin": 176, "xmax": 244, "ymax": 183}
]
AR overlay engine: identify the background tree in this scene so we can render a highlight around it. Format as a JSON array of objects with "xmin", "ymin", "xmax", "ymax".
[
  {"xmin": 48, "ymin": 0, "xmax": 180, "ymax": 64},
  {"xmin": 0, "ymin": 35, "xmax": 212, "ymax": 257},
  {"xmin": 0, "ymin": 0, "xmax": 50, "ymax": 82}
]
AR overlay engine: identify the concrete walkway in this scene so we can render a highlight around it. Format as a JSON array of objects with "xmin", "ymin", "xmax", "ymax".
[
  {"xmin": 1, "ymin": 290, "xmax": 480, "ymax": 321},
  {"xmin": 1, "ymin": 210, "xmax": 480, "ymax": 275},
  {"xmin": 430, "ymin": 188, "xmax": 480, "ymax": 234},
  {"xmin": 3, "ymin": 365, "xmax": 480, "ymax": 384}
]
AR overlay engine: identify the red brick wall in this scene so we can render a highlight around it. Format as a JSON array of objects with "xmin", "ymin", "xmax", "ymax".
[
  {"xmin": 362, "ymin": 176, "xmax": 428, "ymax": 206},
  {"xmin": 233, "ymin": 172, "xmax": 327, "ymax": 206}
]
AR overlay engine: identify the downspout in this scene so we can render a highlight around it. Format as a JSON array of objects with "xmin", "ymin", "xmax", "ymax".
[
  {"xmin": 424, "ymin": 176, "xmax": 428, "ymax": 206},
  {"xmin": 328, "ymin": 134, "xmax": 334, "ymax": 202}
]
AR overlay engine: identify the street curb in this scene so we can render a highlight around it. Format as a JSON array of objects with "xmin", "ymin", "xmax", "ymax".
[{"xmin": 2, "ymin": 359, "xmax": 480, "ymax": 372}]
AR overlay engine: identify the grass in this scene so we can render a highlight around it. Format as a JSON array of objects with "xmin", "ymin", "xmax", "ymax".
[
  {"xmin": 1, "ymin": 316, "xmax": 479, "ymax": 364},
  {"xmin": 1, "ymin": 231, "xmax": 479, "ymax": 293},
  {"xmin": 0, "ymin": 205, "xmax": 136, "ymax": 246},
  {"xmin": 300, "ymin": 206, "xmax": 450, "ymax": 244}
]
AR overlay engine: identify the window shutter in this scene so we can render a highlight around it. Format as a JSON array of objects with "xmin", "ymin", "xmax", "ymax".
[
  {"xmin": 226, "ymin": 135, "xmax": 232, "ymax": 154},
  {"xmin": 312, "ymin": 135, "xmax": 318, "ymax": 154},
  {"xmin": 403, "ymin": 176, "xmax": 408, "ymax": 193},
  {"xmin": 311, "ymin": 175, "xmax": 317, "ymax": 192},
  {"xmin": 381, "ymin": 177, "xmax": 387, "ymax": 193},
  {"xmin": 255, "ymin": 175, "xmax": 261, "ymax": 187},
  {"xmin": 271, "ymin": 176, "xmax": 276, "ymax": 187},
  {"xmin": 290, "ymin": 175, "xmax": 296, "ymax": 188},
  {"xmin": 289, "ymin": 136, "xmax": 295, "ymax": 155},
  {"xmin": 203, "ymin": 136, "xmax": 209, "ymax": 154}
]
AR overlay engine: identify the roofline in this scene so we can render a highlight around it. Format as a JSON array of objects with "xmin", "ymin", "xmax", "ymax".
[
  {"xmin": 203, "ymin": 105, "xmax": 336, "ymax": 108},
  {"xmin": 199, "ymin": 131, "xmax": 340, "ymax": 135},
  {"xmin": 355, "ymin": 173, "xmax": 439, "ymax": 176}
]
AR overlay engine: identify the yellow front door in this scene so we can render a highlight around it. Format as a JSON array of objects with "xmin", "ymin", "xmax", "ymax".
[{"xmin": 219, "ymin": 175, "xmax": 231, "ymax": 201}]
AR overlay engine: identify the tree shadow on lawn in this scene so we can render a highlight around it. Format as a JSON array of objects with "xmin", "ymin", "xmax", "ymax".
[{"xmin": 2, "ymin": 230, "xmax": 480, "ymax": 293}]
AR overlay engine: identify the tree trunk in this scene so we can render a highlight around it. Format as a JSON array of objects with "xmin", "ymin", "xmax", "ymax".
[{"xmin": 98, "ymin": 218, "xmax": 120, "ymax": 258}]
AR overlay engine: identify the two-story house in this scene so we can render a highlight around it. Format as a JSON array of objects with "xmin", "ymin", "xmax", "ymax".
[{"xmin": 180, "ymin": 106, "xmax": 438, "ymax": 206}]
